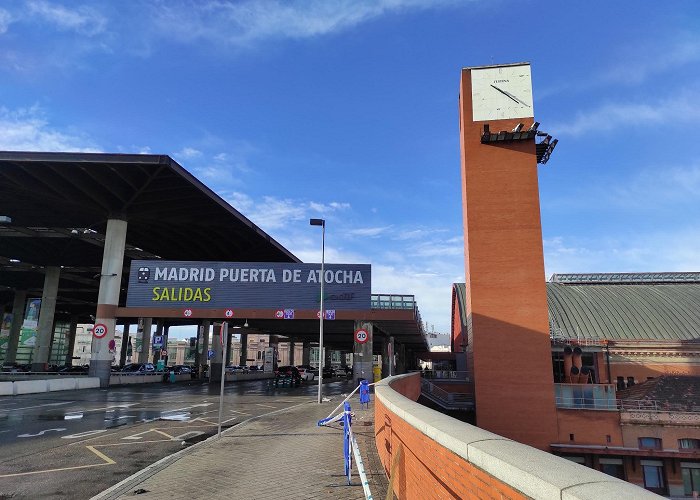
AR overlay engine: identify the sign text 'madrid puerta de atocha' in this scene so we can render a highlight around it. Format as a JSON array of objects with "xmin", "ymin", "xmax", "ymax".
[{"xmin": 126, "ymin": 260, "xmax": 371, "ymax": 310}]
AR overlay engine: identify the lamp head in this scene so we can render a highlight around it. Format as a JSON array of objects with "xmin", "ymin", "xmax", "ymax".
[{"xmin": 309, "ymin": 218, "xmax": 325, "ymax": 227}]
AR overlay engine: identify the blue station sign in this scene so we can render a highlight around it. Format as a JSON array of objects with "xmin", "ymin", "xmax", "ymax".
[{"xmin": 126, "ymin": 260, "xmax": 371, "ymax": 311}]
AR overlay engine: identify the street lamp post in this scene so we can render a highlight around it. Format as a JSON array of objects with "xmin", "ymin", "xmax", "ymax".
[{"xmin": 310, "ymin": 218, "xmax": 325, "ymax": 404}]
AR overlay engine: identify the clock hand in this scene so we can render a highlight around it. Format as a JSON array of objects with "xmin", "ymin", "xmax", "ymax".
[{"xmin": 490, "ymin": 85, "xmax": 531, "ymax": 107}]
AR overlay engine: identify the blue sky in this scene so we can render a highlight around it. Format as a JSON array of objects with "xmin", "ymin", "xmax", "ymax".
[{"xmin": 2, "ymin": 0, "xmax": 700, "ymax": 336}]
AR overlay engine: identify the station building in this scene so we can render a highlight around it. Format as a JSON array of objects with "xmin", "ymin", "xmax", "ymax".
[
  {"xmin": 0, "ymin": 151, "xmax": 428, "ymax": 386},
  {"xmin": 445, "ymin": 62, "xmax": 700, "ymax": 496}
]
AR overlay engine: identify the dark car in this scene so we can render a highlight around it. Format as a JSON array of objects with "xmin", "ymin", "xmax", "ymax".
[
  {"xmin": 58, "ymin": 364, "xmax": 89, "ymax": 374},
  {"xmin": 274, "ymin": 365, "xmax": 302, "ymax": 387},
  {"xmin": 322, "ymin": 366, "xmax": 336, "ymax": 379},
  {"xmin": 170, "ymin": 365, "xmax": 192, "ymax": 375},
  {"xmin": 121, "ymin": 363, "xmax": 155, "ymax": 373}
]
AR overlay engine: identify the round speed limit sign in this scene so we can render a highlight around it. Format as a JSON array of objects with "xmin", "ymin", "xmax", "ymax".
[
  {"xmin": 355, "ymin": 328, "xmax": 369, "ymax": 344},
  {"xmin": 92, "ymin": 323, "xmax": 108, "ymax": 339}
]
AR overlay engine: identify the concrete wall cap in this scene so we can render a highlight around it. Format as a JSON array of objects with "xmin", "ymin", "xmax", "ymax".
[
  {"xmin": 469, "ymin": 439, "xmax": 650, "ymax": 500},
  {"xmin": 377, "ymin": 373, "xmax": 658, "ymax": 500},
  {"xmin": 562, "ymin": 481, "xmax": 662, "ymax": 500}
]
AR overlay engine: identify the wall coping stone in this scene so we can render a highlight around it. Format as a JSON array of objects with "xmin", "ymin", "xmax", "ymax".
[{"xmin": 375, "ymin": 373, "xmax": 662, "ymax": 500}]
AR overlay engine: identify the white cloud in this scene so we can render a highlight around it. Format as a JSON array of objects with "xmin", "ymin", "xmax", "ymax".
[
  {"xmin": 151, "ymin": 0, "xmax": 459, "ymax": 46},
  {"xmin": 309, "ymin": 201, "xmax": 351, "ymax": 213},
  {"xmin": 540, "ymin": 35, "xmax": 700, "ymax": 99},
  {"xmin": 543, "ymin": 229, "xmax": 700, "ymax": 277},
  {"xmin": 611, "ymin": 163, "xmax": 700, "ymax": 209},
  {"xmin": 601, "ymin": 34, "xmax": 700, "ymax": 86},
  {"xmin": 0, "ymin": 8, "xmax": 12, "ymax": 34},
  {"xmin": 554, "ymin": 89, "xmax": 700, "ymax": 136},
  {"xmin": 347, "ymin": 226, "xmax": 392, "ymax": 237},
  {"xmin": 176, "ymin": 147, "xmax": 203, "ymax": 159},
  {"xmin": 27, "ymin": 0, "xmax": 107, "ymax": 36},
  {"xmin": 0, "ymin": 105, "xmax": 100, "ymax": 152}
]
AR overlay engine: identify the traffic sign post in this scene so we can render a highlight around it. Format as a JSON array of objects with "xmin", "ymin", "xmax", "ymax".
[{"xmin": 217, "ymin": 321, "xmax": 228, "ymax": 439}]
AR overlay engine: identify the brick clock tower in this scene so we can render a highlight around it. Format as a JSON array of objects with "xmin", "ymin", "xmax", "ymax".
[{"xmin": 459, "ymin": 63, "xmax": 558, "ymax": 450}]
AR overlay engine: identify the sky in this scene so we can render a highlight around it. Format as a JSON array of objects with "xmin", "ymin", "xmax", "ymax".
[{"xmin": 1, "ymin": 0, "xmax": 700, "ymax": 337}]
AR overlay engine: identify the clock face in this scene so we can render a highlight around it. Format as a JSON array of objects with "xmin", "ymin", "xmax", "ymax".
[{"xmin": 471, "ymin": 64, "xmax": 534, "ymax": 121}]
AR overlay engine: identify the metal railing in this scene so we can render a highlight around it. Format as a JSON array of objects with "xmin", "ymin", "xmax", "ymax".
[
  {"xmin": 420, "ymin": 378, "xmax": 474, "ymax": 410},
  {"xmin": 415, "ymin": 370, "xmax": 470, "ymax": 381},
  {"xmin": 371, "ymin": 294, "xmax": 416, "ymax": 310},
  {"xmin": 555, "ymin": 384, "xmax": 700, "ymax": 413}
]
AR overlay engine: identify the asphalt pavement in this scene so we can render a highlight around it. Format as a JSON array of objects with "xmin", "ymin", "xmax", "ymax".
[{"xmin": 0, "ymin": 378, "xmax": 387, "ymax": 499}]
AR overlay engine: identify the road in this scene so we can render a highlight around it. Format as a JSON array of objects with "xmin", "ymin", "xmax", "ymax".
[{"xmin": 0, "ymin": 377, "xmax": 355, "ymax": 499}]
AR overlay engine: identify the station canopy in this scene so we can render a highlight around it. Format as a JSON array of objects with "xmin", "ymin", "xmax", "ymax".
[
  {"xmin": 0, "ymin": 151, "xmax": 299, "ymax": 321},
  {"xmin": 0, "ymin": 151, "xmax": 428, "ymax": 353}
]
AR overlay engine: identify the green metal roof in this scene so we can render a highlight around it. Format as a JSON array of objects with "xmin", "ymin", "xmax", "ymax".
[
  {"xmin": 547, "ymin": 282, "xmax": 700, "ymax": 342},
  {"xmin": 453, "ymin": 279, "xmax": 700, "ymax": 342}
]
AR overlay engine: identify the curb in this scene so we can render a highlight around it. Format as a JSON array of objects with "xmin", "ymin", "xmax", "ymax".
[{"xmin": 91, "ymin": 399, "xmax": 315, "ymax": 500}]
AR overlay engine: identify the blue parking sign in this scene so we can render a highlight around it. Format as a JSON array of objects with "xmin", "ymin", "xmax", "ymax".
[{"xmin": 207, "ymin": 349, "xmax": 215, "ymax": 360}]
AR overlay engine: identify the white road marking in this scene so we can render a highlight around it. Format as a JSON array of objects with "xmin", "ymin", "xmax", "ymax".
[
  {"xmin": 61, "ymin": 429, "xmax": 109, "ymax": 440},
  {"xmin": 0, "ymin": 401, "xmax": 74, "ymax": 412},
  {"xmin": 174, "ymin": 431, "xmax": 205, "ymax": 441},
  {"xmin": 18, "ymin": 428, "xmax": 66, "ymax": 438}
]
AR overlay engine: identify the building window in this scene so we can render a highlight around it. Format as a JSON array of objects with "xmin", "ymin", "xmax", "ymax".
[
  {"xmin": 682, "ymin": 462, "xmax": 700, "ymax": 496},
  {"xmin": 627, "ymin": 376, "xmax": 635, "ymax": 387},
  {"xmin": 679, "ymin": 439, "xmax": 700, "ymax": 450},
  {"xmin": 616, "ymin": 376, "xmax": 625, "ymax": 390},
  {"xmin": 639, "ymin": 437, "xmax": 662, "ymax": 450},
  {"xmin": 600, "ymin": 458, "xmax": 625, "ymax": 480},
  {"xmin": 641, "ymin": 460, "xmax": 665, "ymax": 494}
]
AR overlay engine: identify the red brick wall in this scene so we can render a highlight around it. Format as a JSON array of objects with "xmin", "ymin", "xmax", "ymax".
[
  {"xmin": 375, "ymin": 398, "xmax": 527, "ymax": 500},
  {"xmin": 458, "ymin": 68, "xmax": 558, "ymax": 450},
  {"xmin": 376, "ymin": 375, "xmax": 527, "ymax": 500},
  {"xmin": 556, "ymin": 409, "xmax": 623, "ymax": 445}
]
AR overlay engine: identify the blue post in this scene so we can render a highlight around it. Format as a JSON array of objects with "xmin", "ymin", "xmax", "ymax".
[
  {"xmin": 359, "ymin": 379, "xmax": 370, "ymax": 408},
  {"xmin": 343, "ymin": 402, "xmax": 352, "ymax": 485}
]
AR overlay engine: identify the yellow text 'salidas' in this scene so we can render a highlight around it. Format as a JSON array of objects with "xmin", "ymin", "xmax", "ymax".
[{"xmin": 152, "ymin": 287, "xmax": 212, "ymax": 302}]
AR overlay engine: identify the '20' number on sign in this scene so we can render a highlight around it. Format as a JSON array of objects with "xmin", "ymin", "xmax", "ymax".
[
  {"xmin": 93, "ymin": 323, "xmax": 108, "ymax": 338},
  {"xmin": 355, "ymin": 329, "xmax": 369, "ymax": 344}
]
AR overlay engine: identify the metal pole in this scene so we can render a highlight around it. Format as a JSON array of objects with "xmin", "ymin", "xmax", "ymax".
[
  {"xmin": 317, "ymin": 223, "xmax": 325, "ymax": 404},
  {"xmin": 217, "ymin": 321, "xmax": 228, "ymax": 438}
]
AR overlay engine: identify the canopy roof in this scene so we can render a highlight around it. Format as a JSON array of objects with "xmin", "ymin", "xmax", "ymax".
[{"xmin": 0, "ymin": 151, "xmax": 299, "ymax": 320}]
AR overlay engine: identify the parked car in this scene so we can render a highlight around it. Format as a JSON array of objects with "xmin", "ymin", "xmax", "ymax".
[
  {"xmin": 248, "ymin": 365, "xmax": 261, "ymax": 371},
  {"xmin": 1, "ymin": 363, "xmax": 30, "ymax": 373},
  {"xmin": 58, "ymin": 364, "xmax": 89, "ymax": 374},
  {"xmin": 170, "ymin": 365, "xmax": 192, "ymax": 375},
  {"xmin": 121, "ymin": 363, "xmax": 155, "ymax": 373},
  {"xmin": 226, "ymin": 365, "xmax": 248, "ymax": 373},
  {"xmin": 274, "ymin": 365, "xmax": 302, "ymax": 387},
  {"xmin": 322, "ymin": 366, "xmax": 336, "ymax": 379},
  {"xmin": 296, "ymin": 365, "xmax": 316, "ymax": 381}
]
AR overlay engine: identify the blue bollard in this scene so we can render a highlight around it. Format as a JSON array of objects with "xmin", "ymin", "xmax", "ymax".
[
  {"xmin": 343, "ymin": 402, "xmax": 352, "ymax": 484},
  {"xmin": 359, "ymin": 379, "xmax": 370, "ymax": 408}
]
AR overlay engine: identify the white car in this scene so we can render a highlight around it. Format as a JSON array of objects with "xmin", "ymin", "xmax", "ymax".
[{"xmin": 296, "ymin": 366, "xmax": 316, "ymax": 381}]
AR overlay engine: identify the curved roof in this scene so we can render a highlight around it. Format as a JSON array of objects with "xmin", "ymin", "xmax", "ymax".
[
  {"xmin": 547, "ymin": 282, "xmax": 700, "ymax": 342},
  {"xmin": 452, "ymin": 281, "xmax": 700, "ymax": 343}
]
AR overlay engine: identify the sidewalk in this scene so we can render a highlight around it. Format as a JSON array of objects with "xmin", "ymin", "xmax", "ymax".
[{"xmin": 93, "ymin": 397, "xmax": 388, "ymax": 500}]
